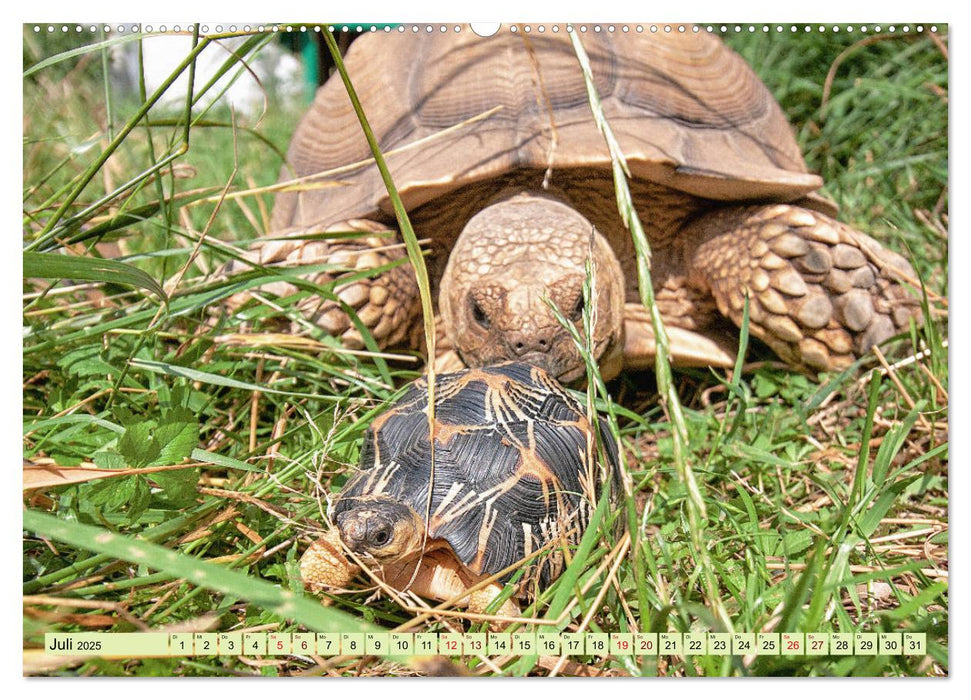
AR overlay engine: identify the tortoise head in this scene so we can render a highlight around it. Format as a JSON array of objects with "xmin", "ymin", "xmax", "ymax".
[
  {"xmin": 334, "ymin": 497, "xmax": 425, "ymax": 565},
  {"xmin": 439, "ymin": 192, "xmax": 625, "ymax": 384}
]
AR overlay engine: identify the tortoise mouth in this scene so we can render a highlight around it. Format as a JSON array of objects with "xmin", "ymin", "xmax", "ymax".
[
  {"xmin": 515, "ymin": 350, "xmax": 581, "ymax": 384},
  {"xmin": 517, "ymin": 350, "xmax": 553, "ymax": 369},
  {"xmin": 554, "ymin": 361, "xmax": 587, "ymax": 385}
]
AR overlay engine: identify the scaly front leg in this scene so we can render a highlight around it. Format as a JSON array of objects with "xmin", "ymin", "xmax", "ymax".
[
  {"xmin": 300, "ymin": 530, "xmax": 360, "ymax": 591},
  {"xmin": 685, "ymin": 204, "xmax": 921, "ymax": 371},
  {"xmin": 383, "ymin": 551, "xmax": 521, "ymax": 629},
  {"xmin": 221, "ymin": 219, "xmax": 421, "ymax": 350}
]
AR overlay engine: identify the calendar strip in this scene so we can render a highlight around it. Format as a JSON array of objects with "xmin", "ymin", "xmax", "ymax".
[{"xmin": 43, "ymin": 631, "xmax": 927, "ymax": 658}]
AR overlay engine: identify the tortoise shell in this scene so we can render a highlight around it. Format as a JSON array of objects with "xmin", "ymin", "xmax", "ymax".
[
  {"xmin": 272, "ymin": 28, "xmax": 825, "ymax": 235},
  {"xmin": 332, "ymin": 362, "xmax": 620, "ymax": 587}
]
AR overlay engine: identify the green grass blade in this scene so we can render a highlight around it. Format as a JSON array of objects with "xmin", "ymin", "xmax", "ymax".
[
  {"xmin": 320, "ymin": 29, "xmax": 436, "ymax": 370},
  {"xmin": 24, "ymin": 251, "xmax": 167, "ymax": 302},
  {"xmin": 545, "ymin": 488, "xmax": 611, "ymax": 624},
  {"xmin": 26, "ymin": 30, "xmax": 212, "ymax": 250},
  {"xmin": 23, "ymin": 509, "xmax": 375, "ymax": 631},
  {"xmin": 190, "ymin": 448, "xmax": 264, "ymax": 472},
  {"xmin": 49, "ymin": 185, "xmax": 224, "ymax": 248},
  {"xmin": 23, "ymin": 32, "xmax": 144, "ymax": 78},
  {"xmin": 569, "ymin": 26, "xmax": 730, "ymax": 634},
  {"xmin": 24, "ymin": 510, "xmax": 463, "ymax": 673},
  {"xmin": 129, "ymin": 359, "xmax": 343, "ymax": 400}
]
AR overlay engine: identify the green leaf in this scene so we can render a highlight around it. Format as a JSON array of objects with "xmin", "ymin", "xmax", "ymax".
[
  {"xmin": 112, "ymin": 417, "xmax": 198, "ymax": 472},
  {"xmin": 780, "ymin": 529, "xmax": 813, "ymax": 558},
  {"xmin": 118, "ymin": 422, "xmax": 160, "ymax": 468},
  {"xmin": 126, "ymin": 478, "xmax": 152, "ymax": 523},
  {"xmin": 23, "ymin": 414, "xmax": 125, "ymax": 436},
  {"xmin": 57, "ymin": 346, "xmax": 120, "ymax": 378},
  {"xmin": 151, "ymin": 468, "xmax": 200, "ymax": 508},
  {"xmin": 24, "ymin": 252, "xmax": 167, "ymax": 302},
  {"xmin": 752, "ymin": 373, "xmax": 779, "ymax": 398},
  {"xmin": 154, "ymin": 420, "xmax": 198, "ymax": 465},
  {"xmin": 93, "ymin": 451, "xmax": 127, "ymax": 470},
  {"xmin": 84, "ymin": 473, "xmax": 150, "ymax": 522},
  {"xmin": 190, "ymin": 448, "xmax": 264, "ymax": 473}
]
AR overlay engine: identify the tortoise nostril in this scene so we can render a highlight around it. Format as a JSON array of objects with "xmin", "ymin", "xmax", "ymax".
[{"xmin": 509, "ymin": 332, "xmax": 554, "ymax": 356}]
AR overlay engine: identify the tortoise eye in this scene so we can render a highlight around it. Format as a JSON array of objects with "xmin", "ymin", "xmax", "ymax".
[
  {"xmin": 569, "ymin": 295, "xmax": 585, "ymax": 322},
  {"xmin": 469, "ymin": 296, "xmax": 491, "ymax": 330},
  {"xmin": 369, "ymin": 525, "xmax": 391, "ymax": 548}
]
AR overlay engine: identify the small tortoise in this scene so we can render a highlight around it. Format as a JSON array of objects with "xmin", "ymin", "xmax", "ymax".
[
  {"xmin": 226, "ymin": 28, "xmax": 920, "ymax": 383},
  {"xmin": 300, "ymin": 362, "xmax": 619, "ymax": 617}
]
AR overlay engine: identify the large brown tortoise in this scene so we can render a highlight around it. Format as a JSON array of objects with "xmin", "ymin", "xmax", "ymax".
[
  {"xmin": 299, "ymin": 362, "xmax": 619, "ymax": 617},
  {"xmin": 223, "ymin": 27, "xmax": 921, "ymax": 384}
]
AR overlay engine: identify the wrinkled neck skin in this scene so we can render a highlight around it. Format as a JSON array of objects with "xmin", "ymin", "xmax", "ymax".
[{"xmin": 440, "ymin": 191, "xmax": 625, "ymax": 384}]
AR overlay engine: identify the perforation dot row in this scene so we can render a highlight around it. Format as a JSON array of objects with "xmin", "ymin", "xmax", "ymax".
[{"xmin": 32, "ymin": 24, "xmax": 940, "ymax": 35}]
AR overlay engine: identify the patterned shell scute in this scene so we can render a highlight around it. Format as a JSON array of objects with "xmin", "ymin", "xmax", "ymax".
[
  {"xmin": 272, "ymin": 28, "xmax": 821, "ymax": 232},
  {"xmin": 333, "ymin": 362, "xmax": 619, "ymax": 585}
]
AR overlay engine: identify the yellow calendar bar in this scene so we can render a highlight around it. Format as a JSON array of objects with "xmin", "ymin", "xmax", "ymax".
[
  {"xmin": 45, "ymin": 633, "xmax": 169, "ymax": 657},
  {"xmin": 42, "ymin": 631, "xmax": 927, "ymax": 658}
]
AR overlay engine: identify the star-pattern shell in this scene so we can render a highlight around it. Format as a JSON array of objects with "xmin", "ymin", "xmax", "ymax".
[{"xmin": 333, "ymin": 362, "xmax": 620, "ymax": 586}]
